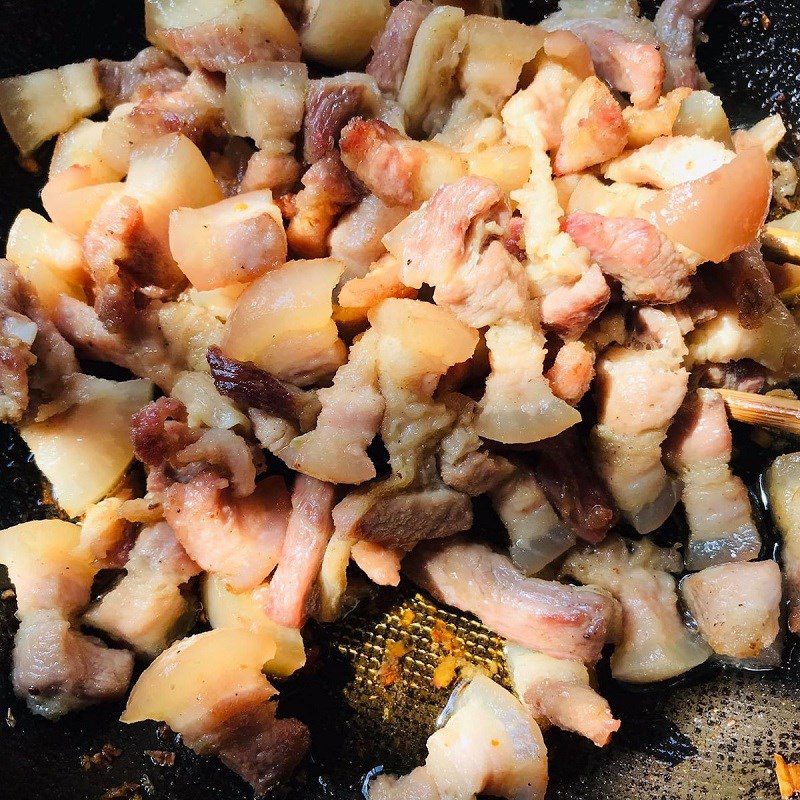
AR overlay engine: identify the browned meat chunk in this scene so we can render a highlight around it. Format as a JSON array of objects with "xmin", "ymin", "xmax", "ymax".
[
  {"xmin": 187, "ymin": 705, "xmax": 310, "ymax": 795},
  {"xmin": 531, "ymin": 427, "xmax": 618, "ymax": 544}
]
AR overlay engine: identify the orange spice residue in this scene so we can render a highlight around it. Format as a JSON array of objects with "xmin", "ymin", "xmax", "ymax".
[
  {"xmin": 399, "ymin": 608, "xmax": 416, "ymax": 628},
  {"xmin": 775, "ymin": 754, "xmax": 800, "ymax": 799},
  {"xmin": 432, "ymin": 655, "xmax": 460, "ymax": 689},
  {"xmin": 377, "ymin": 639, "xmax": 411, "ymax": 687},
  {"xmin": 430, "ymin": 619, "xmax": 463, "ymax": 656}
]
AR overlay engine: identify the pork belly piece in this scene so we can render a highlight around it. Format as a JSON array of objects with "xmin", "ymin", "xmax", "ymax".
[
  {"xmin": 540, "ymin": 264, "xmax": 610, "ymax": 339},
  {"xmin": 531, "ymin": 427, "xmax": 618, "ymax": 544},
  {"xmin": 54, "ymin": 295, "xmax": 202, "ymax": 391},
  {"xmin": 0, "ymin": 259, "xmax": 79, "ymax": 422},
  {"xmin": 148, "ymin": 0, "xmax": 301, "ymax": 73},
  {"xmin": 0, "ymin": 519, "xmax": 133, "ymax": 718},
  {"xmin": 83, "ymin": 522, "xmax": 201, "ymax": 658},
  {"xmin": 545, "ymin": 340, "xmax": 595, "ymax": 406},
  {"xmin": 263, "ymin": 475, "xmax": 335, "ymax": 629},
  {"xmin": 591, "ymin": 309, "xmax": 688, "ymax": 534},
  {"xmin": 690, "ymin": 359, "xmax": 767, "ymax": 394},
  {"xmin": 330, "ymin": 195, "xmax": 408, "ymax": 285},
  {"xmin": 207, "ymin": 346, "xmax": 321, "ymax": 431},
  {"xmin": 664, "ymin": 389, "xmax": 760, "ymax": 571},
  {"xmin": 491, "ymin": 468, "xmax": 576, "ymax": 576},
  {"xmin": 562, "ymin": 535, "xmax": 711, "ymax": 683},
  {"xmin": 765, "ymin": 454, "xmax": 800, "ymax": 633},
  {"xmin": 168, "ymin": 191, "xmax": 287, "ymax": 291},
  {"xmin": 719, "ymin": 241, "xmax": 776, "ymax": 331},
  {"xmin": 681, "ymin": 561, "xmax": 781, "ymax": 658},
  {"xmin": 339, "ymin": 117, "xmax": 466, "ymax": 208},
  {"xmin": 500, "ymin": 31, "xmax": 593, "ymax": 154},
  {"xmin": 333, "ymin": 485, "xmax": 473, "ymax": 552},
  {"xmin": 262, "ymin": 330, "xmax": 384, "ymax": 484},
  {"xmin": 384, "ymin": 177, "xmax": 528, "ymax": 327},
  {"xmin": 14, "ymin": 609, "xmax": 134, "ymax": 719},
  {"xmin": 84, "ymin": 195, "xmax": 183, "ymax": 332},
  {"xmin": 98, "ymin": 47, "xmax": 187, "ymax": 108},
  {"xmin": 372, "ymin": 298, "xmax": 478, "ymax": 482},
  {"xmin": 686, "ymin": 300, "xmax": 800, "ymax": 381},
  {"xmin": 99, "ymin": 71, "xmax": 225, "ymax": 175},
  {"xmin": 405, "ymin": 537, "xmax": 617, "ymax": 663},
  {"xmin": 505, "ymin": 643, "xmax": 619, "ymax": 747},
  {"xmin": 622, "ymin": 87, "xmax": 692, "ymax": 148},
  {"xmin": 438, "ymin": 392, "xmax": 514, "ymax": 497},
  {"xmin": 653, "ymin": 0, "xmax": 717, "ymax": 90},
  {"xmin": 338, "ymin": 254, "xmax": 418, "ymax": 313},
  {"xmin": 240, "ymin": 150, "xmax": 301, "ymax": 195},
  {"xmin": 604, "ymin": 135, "xmax": 734, "ymax": 189},
  {"xmin": 122, "ymin": 628, "xmax": 309, "ymax": 794},
  {"xmin": 222, "ymin": 257, "xmax": 346, "ymax": 387},
  {"xmin": 553, "ymin": 76, "xmax": 627, "ymax": 176},
  {"xmin": 369, "ymin": 674, "xmax": 548, "ymax": 800},
  {"xmin": 477, "ymin": 321, "xmax": 581, "ymax": 445},
  {"xmin": 161, "ymin": 473, "xmax": 290, "ymax": 592},
  {"xmin": 284, "ymin": 154, "xmax": 363, "ymax": 259},
  {"xmin": 563, "ymin": 212, "xmax": 696, "ymax": 304},
  {"xmin": 541, "ymin": 0, "xmax": 663, "ymax": 108},
  {"xmin": 132, "ymin": 398, "xmax": 288, "ymax": 591},
  {"xmin": 366, "ymin": 0, "xmax": 435, "ymax": 96}
]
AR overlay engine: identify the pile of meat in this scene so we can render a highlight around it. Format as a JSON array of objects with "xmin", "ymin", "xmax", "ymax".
[{"xmin": 1, "ymin": 0, "xmax": 799, "ymax": 798}]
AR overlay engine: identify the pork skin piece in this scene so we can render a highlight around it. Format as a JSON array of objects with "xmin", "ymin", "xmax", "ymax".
[
  {"xmin": 562, "ymin": 535, "xmax": 711, "ymax": 683},
  {"xmin": 263, "ymin": 475, "xmax": 335, "ymax": 629},
  {"xmin": 13, "ymin": 608, "xmax": 133, "ymax": 719},
  {"xmin": 664, "ymin": 388, "xmax": 761, "ymax": 571},
  {"xmin": 681, "ymin": 560, "xmax": 781, "ymax": 658},
  {"xmin": 369, "ymin": 674, "xmax": 548, "ymax": 800},
  {"xmin": 404, "ymin": 537, "xmax": 617, "ymax": 663},
  {"xmin": 505, "ymin": 643, "xmax": 619, "ymax": 747},
  {"xmin": 765, "ymin": 453, "xmax": 800, "ymax": 633}
]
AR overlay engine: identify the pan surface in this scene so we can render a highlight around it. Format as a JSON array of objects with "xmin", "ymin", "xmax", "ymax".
[{"xmin": 1, "ymin": 2, "xmax": 799, "ymax": 799}]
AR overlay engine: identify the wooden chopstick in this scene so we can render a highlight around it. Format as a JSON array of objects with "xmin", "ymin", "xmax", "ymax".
[{"xmin": 716, "ymin": 389, "xmax": 800, "ymax": 438}]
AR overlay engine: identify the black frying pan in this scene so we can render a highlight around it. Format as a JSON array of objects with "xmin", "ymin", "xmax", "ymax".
[{"xmin": 1, "ymin": 2, "xmax": 800, "ymax": 799}]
